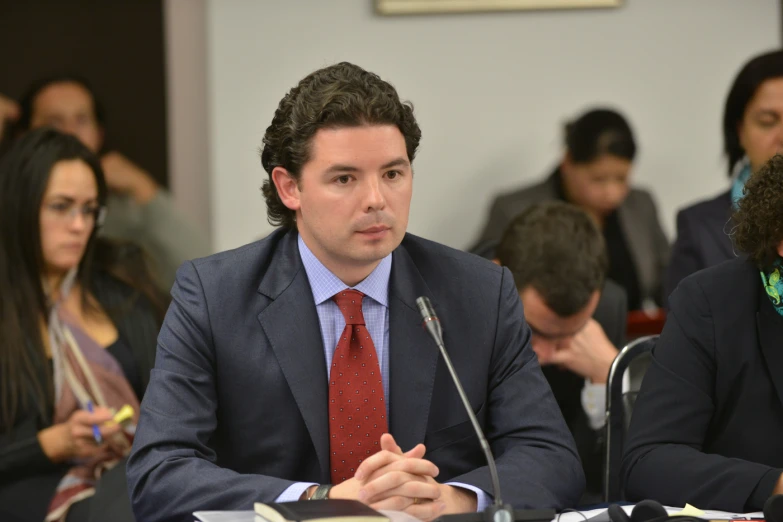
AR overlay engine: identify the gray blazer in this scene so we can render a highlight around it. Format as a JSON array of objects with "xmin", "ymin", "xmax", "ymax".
[
  {"xmin": 127, "ymin": 229, "xmax": 585, "ymax": 521},
  {"xmin": 474, "ymin": 174, "xmax": 670, "ymax": 305}
]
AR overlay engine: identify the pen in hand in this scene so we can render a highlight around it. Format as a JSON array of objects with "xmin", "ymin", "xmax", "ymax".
[{"xmin": 86, "ymin": 400, "xmax": 103, "ymax": 445}]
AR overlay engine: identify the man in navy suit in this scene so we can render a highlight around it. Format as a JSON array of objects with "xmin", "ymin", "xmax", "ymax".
[{"xmin": 126, "ymin": 62, "xmax": 584, "ymax": 522}]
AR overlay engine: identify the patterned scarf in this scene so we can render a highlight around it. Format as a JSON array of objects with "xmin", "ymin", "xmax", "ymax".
[
  {"xmin": 761, "ymin": 261, "xmax": 783, "ymax": 317},
  {"xmin": 44, "ymin": 268, "xmax": 140, "ymax": 522}
]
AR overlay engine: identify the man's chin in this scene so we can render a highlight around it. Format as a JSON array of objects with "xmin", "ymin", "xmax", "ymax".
[{"xmin": 349, "ymin": 236, "xmax": 400, "ymax": 262}]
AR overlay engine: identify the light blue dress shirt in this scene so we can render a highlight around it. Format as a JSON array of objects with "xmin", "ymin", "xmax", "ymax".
[{"xmin": 276, "ymin": 236, "xmax": 489, "ymax": 512}]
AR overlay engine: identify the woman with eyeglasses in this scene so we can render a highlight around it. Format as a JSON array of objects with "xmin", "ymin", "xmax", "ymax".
[{"xmin": 0, "ymin": 128, "xmax": 164, "ymax": 522}]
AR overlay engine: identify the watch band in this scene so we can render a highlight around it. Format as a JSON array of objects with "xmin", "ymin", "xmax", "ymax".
[{"xmin": 309, "ymin": 484, "xmax": 332, "ymax": 500}]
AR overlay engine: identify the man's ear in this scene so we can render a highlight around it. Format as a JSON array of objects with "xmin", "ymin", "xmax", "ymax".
[
  {"xmin": 777, "ymin": 240, "xmax": 783, "ymax": 259},
  {"xmin": 272, "ymin": 167, "xmax": 301, "ymax": 211}
]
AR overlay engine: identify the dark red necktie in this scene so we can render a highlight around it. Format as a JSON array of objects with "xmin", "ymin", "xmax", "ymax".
[{"xmin": 328, "ymin": 289, "xmax": 388, "ymax": 484}]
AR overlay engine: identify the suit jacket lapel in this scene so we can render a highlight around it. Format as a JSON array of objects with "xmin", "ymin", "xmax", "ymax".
[
  {"xmin": 756, "ymin": 290, "xmax": 783, "ymax": 410},
  {"xmin": 257, "ymin": 231, "xmax": 330, "ymax": 480},
  {"xmin": 388, "ymin": 240, "xmax": 440, "ymax": 451}
]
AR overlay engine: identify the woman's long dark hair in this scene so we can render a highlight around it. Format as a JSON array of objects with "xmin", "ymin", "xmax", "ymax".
[{"xmin": 0, "ymin": 128, "xmax": 163, "ymax": 430}]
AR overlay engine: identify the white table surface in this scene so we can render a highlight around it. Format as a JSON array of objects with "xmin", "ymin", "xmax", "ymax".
[{"xmin": 194, "ymin": 505, "xmax": 765, "ymax": 522}]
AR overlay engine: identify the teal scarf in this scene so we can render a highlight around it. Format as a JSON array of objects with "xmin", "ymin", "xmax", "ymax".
[{"xmin": 731, "ymin": 159, "xmax": 752, "ymax": 209}]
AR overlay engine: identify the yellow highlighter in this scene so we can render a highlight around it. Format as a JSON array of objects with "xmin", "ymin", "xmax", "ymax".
[{"xmin": 106, "ymin": 405, "xmax": 135, "ymax": 427}]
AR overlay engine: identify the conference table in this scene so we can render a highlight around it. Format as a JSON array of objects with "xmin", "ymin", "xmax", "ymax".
[{"xmin": 192, "ymin": 505, "xmax": 766, "ymax": 522}]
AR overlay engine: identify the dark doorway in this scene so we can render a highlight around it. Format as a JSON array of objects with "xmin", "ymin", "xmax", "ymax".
[{"xmin": 0, "ymin": 0, "xmax": 169, "ymax": 186}]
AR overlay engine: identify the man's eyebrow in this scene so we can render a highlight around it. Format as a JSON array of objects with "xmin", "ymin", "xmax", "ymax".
[
  {"xmin": 324, "ymin": 164, "xmax": 361, "ymax": 175},
  {"xmin": 323, "ymin": 157, "xmax": 410, "ymax": 175},
  {"xmin": 380, "ymin": 158, "xmax": 409, "ymax": 170},
  {"xmin": 528, "ymin": 323, "xmax": 579, "ymax": 340}
]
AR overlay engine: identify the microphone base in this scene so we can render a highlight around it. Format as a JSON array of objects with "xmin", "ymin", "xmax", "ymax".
[{"xmin": 434, "ymin": 507, "xmax": 555, "ymax": 522}]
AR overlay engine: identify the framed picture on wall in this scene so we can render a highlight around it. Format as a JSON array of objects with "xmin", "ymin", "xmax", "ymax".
[{"xmin": 376, "ymin": 0, "xmax": 622, "ymax": 15}]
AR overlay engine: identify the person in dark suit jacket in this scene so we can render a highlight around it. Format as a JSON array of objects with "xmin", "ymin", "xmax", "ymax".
[
  {"xmin": 0, "ymin": 129, "xmax": 164, "ymax": 522},
  {"xmin": 666, "ymin": 50, "xmax": 783, "ymax": 298},
  {"xmin": 126, "ymin": 62, "xmax": 584, "ymax": 522},
  {"xmin": 495, "ymin": 202, "xmax": 627, "ymax": 503},
  {"xmin": 473, "ymin": 108, "xmax": 669, "ymax": 311},
  {"xmin": 622, "ymin": 154, "xmax": 783, "ymax": 512}
]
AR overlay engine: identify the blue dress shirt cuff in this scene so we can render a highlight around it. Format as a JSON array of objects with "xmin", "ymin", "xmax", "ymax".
[
  {"xmin": 276, "ymin": 482, "xmax": 318, "ymax": 503},
  {"xmin": 446, "ymin": 482, "xmax": 492, "ymax": 512}
]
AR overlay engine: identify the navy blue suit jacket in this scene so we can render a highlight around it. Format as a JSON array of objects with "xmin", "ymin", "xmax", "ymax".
[
  {"xmin": 127, "ymin": 230, "xmax": 584, "ymax": 521},
  {"xmin": 623, "ymin": 259, "xmax": 783, "ymax": 511}
]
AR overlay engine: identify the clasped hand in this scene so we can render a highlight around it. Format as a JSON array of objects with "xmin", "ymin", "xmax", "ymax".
[{"xmin": 328, "ymin": 433, "xmax": 476, "ymax": 521}]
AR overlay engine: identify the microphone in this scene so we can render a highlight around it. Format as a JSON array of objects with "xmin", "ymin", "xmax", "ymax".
[
  {"xmin": 765, "ymin": 494, "xmax": 783, "ymax": 522},
  {"xmin": 416, "ymin": 297, "xmax": 552, "ymax": 522}
]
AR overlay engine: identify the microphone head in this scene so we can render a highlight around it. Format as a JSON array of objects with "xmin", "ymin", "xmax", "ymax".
[
  {"xmin": 415, "ymin": 296, "xmax": 437, "ymax": 320},
  {"xmin": 630, "ymin": 500, "xmax": 667, "ymax": 522},
  {"xmin": 607, "ymin": 504, "xmax": 630, "ymax": 522},
  {"xmin": 764, "ymin": 494, "xmax": 783, "ymax": 522},
  {"xmin": 416, "ymin": 296, "xmax": 443, "ymax": 345}
]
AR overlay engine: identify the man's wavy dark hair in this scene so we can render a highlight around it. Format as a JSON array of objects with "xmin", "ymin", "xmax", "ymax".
[
  {"xmin": 496, "ymin": 202, "xmax": 608, "ymax": 317},
  {"xmin": 259, "ymin": 62, "xmax": 421, "ymax": 229},
  {"xmin": 732, "ymin": 153, "xmax": 783, "ymax": 271}
]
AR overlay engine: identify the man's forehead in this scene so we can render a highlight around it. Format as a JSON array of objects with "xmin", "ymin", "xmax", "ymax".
[
  {"xmin": 34, "ymin": 82, "xmax": 94, "ymax": 112},
  {"xmin": 307, "ymin": 125, "xmax": 409, "ymax": 167},
  {"xmin": 527, "ymin": 318, "xmax": 586, "ymax": 341}
]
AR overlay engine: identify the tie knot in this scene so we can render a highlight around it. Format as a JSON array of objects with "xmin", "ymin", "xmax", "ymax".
[{"xmin": 333, "ymin": 289, "xmax": 365, "ymax": 325}]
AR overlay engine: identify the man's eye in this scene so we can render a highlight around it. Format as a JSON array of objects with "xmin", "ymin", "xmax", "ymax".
[
  {"xmin": 336, "ymin": 176, "xmax": 351, "ymax": 184},
  {"xmin": 386, "ymin": 170, "xmax": 399, "ymax": 180}
]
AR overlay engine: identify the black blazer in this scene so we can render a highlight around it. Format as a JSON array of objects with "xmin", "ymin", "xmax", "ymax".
[
  {"xmin": 127, "ymin": 229, "xmax": 585, "ymax": 522},
  {"xmin": 665, "ymin": 190, "xmax": 737, "ymax": 300},
  {"xmin": 544, "ymin": 279, "xmax": 627, "ymax": 501},
  {"xmin": 0, "ymin": 271, "xmax": 160, "ymax": 522},
  {"xmin": 622, "ymin": 258, "xmax": 783, "ymax": 512}
]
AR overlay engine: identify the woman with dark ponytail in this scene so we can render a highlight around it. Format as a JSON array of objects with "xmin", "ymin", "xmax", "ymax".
[{"xmin": 474, "ymin": 108, "xmax": 669, "ymax": 310}]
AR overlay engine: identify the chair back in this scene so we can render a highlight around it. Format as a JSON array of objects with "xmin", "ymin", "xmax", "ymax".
[{"xmin": 604, "ymin": 334, "xmax": 657, "ymax": 502}]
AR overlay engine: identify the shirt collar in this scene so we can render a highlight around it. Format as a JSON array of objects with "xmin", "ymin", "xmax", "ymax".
[{"xmin": 298, "ymin": 234, "xmax": 391, "ymax": 307}]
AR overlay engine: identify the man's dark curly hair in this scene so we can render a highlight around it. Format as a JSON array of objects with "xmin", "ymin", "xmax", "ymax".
[
  {"xmin": 259, "ymin": 62, "xmax": 422, "ymax": 229},
  {"xmin": 732, "ymin": 153, "xmax": 783, "ymax": 271}
]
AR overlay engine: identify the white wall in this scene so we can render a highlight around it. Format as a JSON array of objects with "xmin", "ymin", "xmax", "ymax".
[
  {"xmin": 164, "ymin": 0, "xmax": 212, "ymax": 246},
  {"xmin": 205, "ymin": 0, "xmax": 780, "ymax": 253}
]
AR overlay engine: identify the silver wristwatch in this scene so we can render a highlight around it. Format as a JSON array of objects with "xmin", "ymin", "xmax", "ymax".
[{"xmin": 308, "ymin": 484, "xmax": 332, "ymax": 500}]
